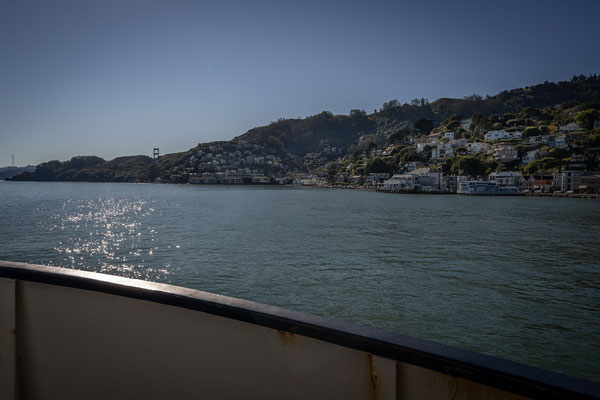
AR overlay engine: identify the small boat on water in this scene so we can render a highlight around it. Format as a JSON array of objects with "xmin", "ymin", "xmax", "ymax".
[
  {"xmin": 0, "ymin": 261, "xmax": 598, "ymax": 399},
  {"xmin": 458, "ymin": 181, "xmax": 524, "ymax": 196}
]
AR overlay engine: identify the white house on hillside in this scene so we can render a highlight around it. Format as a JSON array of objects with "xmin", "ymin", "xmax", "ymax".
[
  {"xmin": 431, "ymin": 144, "xmax": 454, "ymax": 160},
  {"xmin": 493, "ymin": 144, "xmax": 519, "ymax": 163},
  {"xmin": 485, "ymin": 130, "xmax": 511, "ymax": 140},
  {"xmin": 485, "ymin": 130, "xmax": 522, "ymax": 141},
  {"xmin": 521, "ymin": 149, "xmax": 542, "ymax": 164},
  {"xmin": 559, "ymin": 123, "xmax": 581, "ymax": 133},
  {"xmin": 460, "ymin": 119, "xmax": 472, "ymax": 131},
  {"xmin": 466, "ymin": 142, "xmax": 491, "ymax": 155}
]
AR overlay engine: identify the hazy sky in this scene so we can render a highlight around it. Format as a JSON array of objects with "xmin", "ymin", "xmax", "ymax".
[{"xmin": 1, "ymin": 0, "xmax": 599, "ymax": 166}]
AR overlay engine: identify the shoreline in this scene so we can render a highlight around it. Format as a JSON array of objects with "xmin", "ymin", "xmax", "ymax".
[
  {"xmin": 313, "ymin": 183, "xmax": 600, "ymax": 199},
  {"xmin": 4, "ymin": 179, "xmax": 600, "ymax": 199}
]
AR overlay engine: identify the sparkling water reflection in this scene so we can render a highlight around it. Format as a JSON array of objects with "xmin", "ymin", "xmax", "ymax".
[
  {"xmin": 0, "ymin": 181, "xmax": 599, "ymax": 382},
  {"xmin": 45, "ymin": 197, "xmax": 173, "ymax": 279}
]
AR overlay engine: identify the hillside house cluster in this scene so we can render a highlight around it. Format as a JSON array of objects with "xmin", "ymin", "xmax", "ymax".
[{"xmin": 167, "ymin": 140, "xmax": 297, "ymax": 184}]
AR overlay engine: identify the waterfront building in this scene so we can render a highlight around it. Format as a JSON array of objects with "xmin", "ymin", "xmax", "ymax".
[
  {"xmin": 335, "ymin": 172, "xmax": 349, "ymax": 184},
  {"xmin": 489, "ymin": 171, "xmax": 522, "ymax": 187},
  {"xmin": 533, "ymin": 175, "xmax": 554, "ymax": 192},
  {"xmin": 518, "ymin": 175, "xmax": 536, "ymax": 192},
  {"xmin": 222, "ymin": 176, "xmax": 243, "ymax": 184},
  {"xmin": 457, "ymin": 181, "xmax": 521, "ymax": 195},
  {"xmin": 383, "ymin": 168, "xmax": 444, "ymax": 192},
  {"xmin": 578, "ymin": 175, "xmax": 600, "ymax": 194},
  {"xmin": 251, "ymin": 176, "xmax": 271, "ymax": 184},
  {"xmin": 444, "ymin": 175, "xmax": 469, "ymax": 193},
  {"xmin": 553, "ymin": 171, "xmax": 581, "ymax": 192},
  {"xmin": 409, "ymin": 168, "xmax": 444, "ymax": 192},
  {"xmin": 348, "ymin": 175, "xmax": 363, "ymax": 185},
  {"xmin": 382, "ymin": 174, "xmax": 418, "ymax": 191},
  {"xmin": 189, "ymin": 175, "xmax": 202, "ymax": 184},
  {"xmin": 365, "ymin": 173, "xmax": 390, "ymax": 186},
  {"xmin": 170, "ymin": 175, "xmax": 183, "ymax": 183}
]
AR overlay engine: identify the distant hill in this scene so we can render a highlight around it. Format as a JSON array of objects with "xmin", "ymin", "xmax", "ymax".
[
  {"xmin": 10, "ymin": 156, "xmax": 152, "ymax": 182},
  {"xmin": 0, "ymin": 166, "xmax": 37, "ymax": 180}
]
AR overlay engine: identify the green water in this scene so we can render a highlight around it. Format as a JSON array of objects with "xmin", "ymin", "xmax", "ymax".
[{"xmin": 1, "ymin": 181, "xmax": 598, "ymax": 381}]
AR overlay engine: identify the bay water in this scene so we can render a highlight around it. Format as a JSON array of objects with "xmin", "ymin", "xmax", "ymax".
[{"xmin": 0, "ymin": 181, "xmax": 598, "ymax": 381}]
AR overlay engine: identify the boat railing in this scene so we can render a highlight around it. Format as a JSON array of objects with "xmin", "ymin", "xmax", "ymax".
[{"xmin": 1, "ymin": 261, "xmax": 598, "ymax": 399}]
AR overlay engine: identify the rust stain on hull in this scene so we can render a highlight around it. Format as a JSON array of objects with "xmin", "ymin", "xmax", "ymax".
[
  {"xmin": 276, "ymin": 330, "xmax": 296, "ymax": 348},
  {"xmin": 368, "ymin": 353, "xmax": 381, "ymax": 400}
]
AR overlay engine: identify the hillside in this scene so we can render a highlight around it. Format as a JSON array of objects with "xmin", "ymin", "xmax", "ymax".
[
  {"xmin": 11, "ymin": 156, "xmax": 152, "ymax": 182},
  {"xmin": 9, "ymin": 74, "xmax": 600, "ymax": 183},
  {"xmin": 236, "ymin": 75, "xmax": 600, "ymax": 156}
]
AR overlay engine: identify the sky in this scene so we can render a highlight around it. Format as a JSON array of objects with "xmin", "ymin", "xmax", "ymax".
[{"xmin": 1, "ymin": 0, "xmax": 599, "ymax": 166}]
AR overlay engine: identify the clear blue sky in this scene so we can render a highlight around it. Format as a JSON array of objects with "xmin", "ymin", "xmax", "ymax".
[{"xmin": 1, "ymin": 0, "xmax": 599, "ymax": 166}]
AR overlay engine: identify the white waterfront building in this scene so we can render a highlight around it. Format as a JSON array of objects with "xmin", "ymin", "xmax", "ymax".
[
  {"xmin": 488, "ymin": 171, "xmax": 522, "ymax": 187},
  {"xmin": 458, "ymin": 181, "xmax": 522, "ymax": 195},
  {"xmin": 382, "ymin": 168, "xmax": 444, "ymax": 192}
]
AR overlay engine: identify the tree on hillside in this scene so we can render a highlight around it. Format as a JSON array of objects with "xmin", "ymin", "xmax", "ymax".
[
  {"xmin": 398, "ymin": 147, "xmax": 423, "ymax": 163},
  {"xmin": 382, "ymin": 100, "xmax": 400, "ymax": 110},
  {"xmin": 414, "ymin": 118, "xmax": 434, "ymax": 134},
  {"xmin": 522, "ymin": 127, "xmax": 541, "ymax": 138},
  {"xmin": 410, "ymin": 98, "xmax": 429, "ymax": 106},
  {"xmin": 365, "ymin": 158, "xmax": 392, "ymax": 174},
  {"xmin": 388, "ymin": 128, "xmax": 411, "ymax": 144},
  {"xmin": 503, "ymin": 113, "xmax": 515, "ymax": 122},
  {"xmin": 575, "ymin": 109, "xmax": 600, "ymax": 130},
  {"xmin": 520, "ymin": 107, "xmax": 542, "ymax": 120},
  {"xmin": 350, "ymin": 109, "xmax": 367, "ymax": 118},
  {"xmin": 463, "ymin": 94, "xmax": 483, "ymax": 101},
  {"xmin": 443, "ymin": 156, "xmax": 488, "ymax": 177}
]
